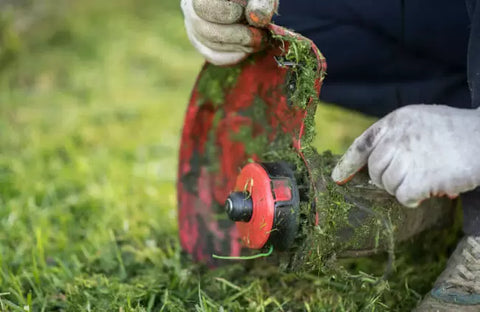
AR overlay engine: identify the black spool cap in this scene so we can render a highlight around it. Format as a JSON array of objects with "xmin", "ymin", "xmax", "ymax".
[{"xmin": 225, "ymin": 192, "xmax": 253, "ymax": 222}]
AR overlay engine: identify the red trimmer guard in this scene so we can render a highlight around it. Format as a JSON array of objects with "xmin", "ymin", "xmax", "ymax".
[{"xmin": 177, "ymin": 25, "xmax": 327, "ymax": 266}]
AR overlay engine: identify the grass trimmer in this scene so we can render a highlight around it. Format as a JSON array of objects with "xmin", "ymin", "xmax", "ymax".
[{"xmin": 177, "ymin": 24, "xmax": 454, "ymax": 269}]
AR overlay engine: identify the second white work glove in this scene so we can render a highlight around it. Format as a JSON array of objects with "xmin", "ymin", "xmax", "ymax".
[
  {"xmin": 181, "ymin": 0, "xmax": 277, "ymax": 66},
  {"xmin": 331, "ymin": 105, "xmax": 480, "ymax": 208}
]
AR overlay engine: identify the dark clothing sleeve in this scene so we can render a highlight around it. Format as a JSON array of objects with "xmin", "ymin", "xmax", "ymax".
[
  {"xmin": 464, "ymin": 0, "xmax": 480, "ymax": 236},
  {"xmin": 274, "ymin": 0, "xmax": 471, "ymax": 117},
  {"xmin": 466, "ymin": 0, "xmax": 480, "ymax": 108}
]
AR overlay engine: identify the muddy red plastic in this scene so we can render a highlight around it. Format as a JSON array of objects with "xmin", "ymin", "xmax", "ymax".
[{"xmin": 177, "ymin": 24, "xmax": 326, "ymax": 266}]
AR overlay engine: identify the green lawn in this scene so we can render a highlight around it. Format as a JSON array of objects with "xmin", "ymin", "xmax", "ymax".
[{"xmin": 0, "ymin": 1, "xmax": 459, "ymax": 311}]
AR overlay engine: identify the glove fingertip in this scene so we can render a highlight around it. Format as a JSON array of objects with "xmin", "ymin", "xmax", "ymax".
[
  {"xmin": 245, "ymin": 0, "xmax": 277, "ymax": 27},
  {"xmin": 396, "ymin": 190, "xmax": 423, "ymax": 208},
  {"xmin": 246, "ymin": 10, "xmax": 274, "ymax": 27},
  {"xmin": 331, "ymin": 163, "xmax": 356, "ymax": 185},
  {"xmin": 403, "ymin": 199, "xmax": 421, "ymax": 209},
  {"xmin": 334, "ymin": 174, "xmax": 356, "ymax": 185}
]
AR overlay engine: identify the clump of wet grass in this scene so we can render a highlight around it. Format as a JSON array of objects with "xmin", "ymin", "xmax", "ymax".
[
  {"xmin": 0, "ymin": 0, "xmax": 462, "ymax": 311},
  {"xmin": 272, "ymin": 32, "xmax": 324, "ymax": 110}
]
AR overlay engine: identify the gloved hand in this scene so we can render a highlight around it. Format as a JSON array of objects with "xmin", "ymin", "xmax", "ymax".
[
  {"xmin": 331, "ymin": 105, "xmax": 480, "ymax": 207},
  {"xmin": 181, "ymin": 0, "xmax": 278, "ymax": 66}
]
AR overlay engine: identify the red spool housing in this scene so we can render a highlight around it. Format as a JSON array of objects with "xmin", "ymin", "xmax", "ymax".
[
  {"xmin": 230, "ymin": 162, "xmax": 299, "ymax": 250},
  {"xmin": 233, "ymin": 163, "xmax": 276, "ymax": 249}
]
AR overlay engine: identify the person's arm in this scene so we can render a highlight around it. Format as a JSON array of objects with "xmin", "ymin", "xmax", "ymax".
[
  {"xmin": 331, "ymin": 1, "xmax": 480, "ymax": 207},
  {"xmin": 467, "ymin": 0, "xmax": 480, "ymax": 109}
]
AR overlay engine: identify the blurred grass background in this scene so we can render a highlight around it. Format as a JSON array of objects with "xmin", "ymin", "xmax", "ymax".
[{"xmin": 0, "ymin": 0, "xmax": 452, "ymax": 311}]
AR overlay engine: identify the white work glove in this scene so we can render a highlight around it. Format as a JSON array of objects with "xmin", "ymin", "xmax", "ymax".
[
  {"xmin": 181, "ymin": 0, "xmax": 278, "ymax": 66},
  {"xmin": 331, "ymin": 105, "xmax": 480, "ymax": 208}
]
